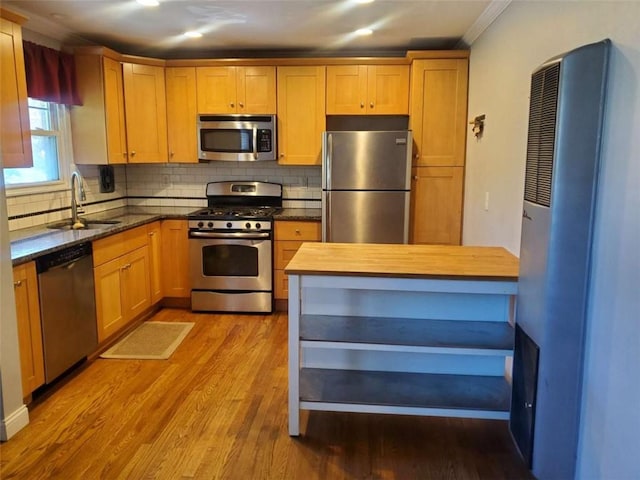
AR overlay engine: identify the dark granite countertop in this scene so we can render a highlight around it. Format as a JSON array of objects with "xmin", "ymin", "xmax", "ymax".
[
  {"xmin": 10, "ymin": 206, "xmax": 195, "ymax": 265},
  {"xmin": 10, "ymin": 206, "xmax": 321, "ymax": 265},
  {"xmin": 273, "ymin": 209, "xmax": 321, "ymax": 221}
]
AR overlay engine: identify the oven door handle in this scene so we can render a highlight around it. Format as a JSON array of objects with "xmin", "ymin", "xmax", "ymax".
[{"xmin": 189, "ymin": 231, "xmax": 271, "ymax": 239}]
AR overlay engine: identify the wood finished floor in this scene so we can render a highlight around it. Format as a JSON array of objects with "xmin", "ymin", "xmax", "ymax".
[{"xmin": 0, "ymin": 308, "xmax": 533, "ymax": 479}]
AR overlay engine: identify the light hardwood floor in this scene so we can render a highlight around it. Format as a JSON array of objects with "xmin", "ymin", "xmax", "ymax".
[{"xmin": 0, "ymin": 308, "xmax": 532, "ymax": 479}]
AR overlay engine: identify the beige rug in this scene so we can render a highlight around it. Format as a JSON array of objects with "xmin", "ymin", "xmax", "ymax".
[{"xmin": 100, "ymin": 321, "xmax": 194, "ymax": 360}]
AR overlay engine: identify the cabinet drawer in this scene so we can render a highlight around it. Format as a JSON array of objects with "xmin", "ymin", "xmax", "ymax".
[
  {"xmin": 275, "ymin": 220, "xmax": 321, "ymax": 241},
  {"xmin": 274, "ymin": 269, "xmax": 288, "ymax": 300},
  {"xmin": 275, "ymin": 240, "xmax": 305, "ymax": 269},
  {"xmin": 93, "ymin": 225, "xmax": 148, "ymax": 266}
]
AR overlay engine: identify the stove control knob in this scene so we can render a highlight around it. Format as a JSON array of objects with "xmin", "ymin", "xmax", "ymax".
[
  {"xmin": 226, "ymin": 222, "xmax": 232, "ymax": 228},
  {"xmin": 245, "ymin": 222, "xmax": 251, "ymax": 230},
  {"xmin": 207, "ymin": 222, "xmax": 214, "ymax": 228},
  {"xmin": 197, "ymin": 221, "xmax": 204, "ymax": 228},
  {"xmin": 255, "ymin": 223, "xmax": 261, "ymax": 230}
]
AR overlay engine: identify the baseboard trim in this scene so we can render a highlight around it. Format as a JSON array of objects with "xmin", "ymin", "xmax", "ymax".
[{"xmin": 1, "ymin": 404, "xmax": 29, "ymax": 441}]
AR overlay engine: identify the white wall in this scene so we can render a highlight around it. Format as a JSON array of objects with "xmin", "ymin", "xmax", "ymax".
[
  {"xmin": 0, "ymin": 161, "xmax": 30, "ymax": 440},
  {"xmin": 465, "ymin": 1, "xmax": 640, "ymax": 478}
]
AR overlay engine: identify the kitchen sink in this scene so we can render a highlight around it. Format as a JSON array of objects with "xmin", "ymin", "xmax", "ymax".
[{"xmin": 46, "ymin": 219, "xmax": 121, "ymax": 231}]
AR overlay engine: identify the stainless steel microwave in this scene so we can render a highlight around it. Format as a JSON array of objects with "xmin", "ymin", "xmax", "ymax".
[{"xmin": 197, "ymin": 114, "xmax": 277, "ymax": 162}]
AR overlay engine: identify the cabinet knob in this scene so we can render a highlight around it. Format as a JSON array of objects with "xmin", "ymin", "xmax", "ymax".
[
  {"xmin": 295, "ymin": 229, "xmax": 301, "ymax": 235},
  {"xmin": 415, "ymin": 154, "xmax": 420, "ymax": 159},
  {"xmin": 280, "ymin": 153, "xmax": 285, "ymax": 158},
  {"xmin": 170, "ymin": 151, "xmax": 174, "ymax": 157},
  {"xmin": 360, "ymin": 102, "xmax": 365, "ymax": 108},
  {"xmin": 239, "ymin": 102, "xmax": 244, "ymax": 108},
  {"xmin": 130, "ymin": 151, "xmax": 136, "ymax": 156},
  {"xmin": 230, "ymin": 102, "xmax": 235, "ymax": 108},
  {"xmin": 370, "ymin": 102, "xmax": 374, "ymax": 108},
  {"xmin": 412, "ymin": 175, "xmax": 418, "ymax": 181},
  {"xmin": 149, "ymin": 232, "xmax": 155, "ymax": 236},
  {"xmin": 13, "ymin": 280, "xmax": 22, "ymax": 287}
]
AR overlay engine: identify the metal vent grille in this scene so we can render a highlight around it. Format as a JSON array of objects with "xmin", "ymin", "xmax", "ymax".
[{"xmin": 524, "ymin": 62, "xmax": 560, "ymax": 207}]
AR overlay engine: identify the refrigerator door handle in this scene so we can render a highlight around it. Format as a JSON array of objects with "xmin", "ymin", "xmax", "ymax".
[
  {"xmin": 326, "ymin": 133, "xmax": 333, "ymax": 189},
  {"xmin": 323, "ymin": 193, "xmax": 331, "ymax": 242}
]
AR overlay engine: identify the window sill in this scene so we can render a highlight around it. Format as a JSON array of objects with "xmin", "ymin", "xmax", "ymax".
[{"xmin": 4, "ymin": 180, "xmax": 68, "ymax": 198}]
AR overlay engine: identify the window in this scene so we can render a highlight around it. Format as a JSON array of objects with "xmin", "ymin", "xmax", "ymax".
[{"xmin": 3, "ymin": 99, "xmax": 72, "ymax": 189}]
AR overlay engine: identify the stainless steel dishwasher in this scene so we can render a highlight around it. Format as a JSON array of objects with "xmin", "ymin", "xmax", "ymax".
[{"xmin": 36, "ymin": 242, "xmax": 98, "ymax": 383}]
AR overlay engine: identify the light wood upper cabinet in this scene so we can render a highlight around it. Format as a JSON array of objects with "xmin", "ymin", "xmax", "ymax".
[
  {"xmin": 410, "ymin": 166, "xmax": 464, "ymax": 245},
  {"xmin": 13, "ymin": 262, "xmax": 45, "ymax": 398},
  {"xmin": 410, "ymin": 59, "xmax": 468, "ymax": 167},
  {"xmin": 122, "ymin": 62, "xmax": 168, "ymax": 163},
  {"xmin": 161, "ymin": 220, "xmax": 190, "ymax": 298},
  {"xmin": 276, "ymin": 66, "xmax": 326, "ymax": 165},
  {"xmin": 166, "ymin": 67, "xmax": 197, "ymax": 163},
  {"xmin": 196, "ymin": 66, "xmax": 276, "ymax": 114},
  {"xmin": 1, "ymin": 14, "xmax": 32, "ymax": 168},
  {"xmin": 72, "ymin": 55, "xmax": 128, "ymax": 165},
  {"xmin": 326, "ymin": 65, "xmax": 409, "ymax": 115}
]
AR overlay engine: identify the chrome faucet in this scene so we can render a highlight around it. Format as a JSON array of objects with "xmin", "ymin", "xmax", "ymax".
[{"xmin": 70, "ymin": 171, "xmax": 86, "ymax": 225}]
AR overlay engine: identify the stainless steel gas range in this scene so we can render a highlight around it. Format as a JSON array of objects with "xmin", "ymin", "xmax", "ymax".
[{"xmin": 188, "ymin": 181, "xmax": 282, "ymax": 313}]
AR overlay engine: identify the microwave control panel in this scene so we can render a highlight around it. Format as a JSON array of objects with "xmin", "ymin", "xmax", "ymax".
[{"xmin": 257, "ymin": 129, "xmax": 272, "ymax": 152}]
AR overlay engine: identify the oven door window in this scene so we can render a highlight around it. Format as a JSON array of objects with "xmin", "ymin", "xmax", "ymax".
[
  {"xmin": 201, "ymin": 129, "xmax": 252, "ymax": 153},
  {"xmin": 202, "ymin": 244, "xmax": 258, "ymax": 277}
]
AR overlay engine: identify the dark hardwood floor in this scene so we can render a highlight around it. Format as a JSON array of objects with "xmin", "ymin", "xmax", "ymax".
[{"xmin": 0, "ymin": 308, "xmax": 533, "ymax": 479}]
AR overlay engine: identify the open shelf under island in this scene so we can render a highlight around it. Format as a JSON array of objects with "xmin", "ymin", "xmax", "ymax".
[{"xmin": 285, "ymin": 243, "xmax": 519, "ymax": 436}]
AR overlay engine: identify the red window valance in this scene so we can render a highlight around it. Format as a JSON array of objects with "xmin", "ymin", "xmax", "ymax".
[{"xmin": 22, "ymin": 41, "xmax": 82, "ymax": 106}]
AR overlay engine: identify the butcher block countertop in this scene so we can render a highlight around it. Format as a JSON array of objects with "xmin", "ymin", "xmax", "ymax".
[{"xmin": 284, "ymin": 243, "xmax": 519, "ymax": 280}]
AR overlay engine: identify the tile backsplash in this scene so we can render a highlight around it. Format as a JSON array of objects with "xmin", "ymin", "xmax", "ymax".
[{"xmin": 6, "ymin": 162, "xmax": 321, "ymax": 231}]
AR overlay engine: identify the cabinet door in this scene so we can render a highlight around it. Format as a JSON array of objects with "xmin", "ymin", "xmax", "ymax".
[
  {"xmin": 13, "ymin": 262, "xmax": 45, "ymax": 397},
  {"xmin": 166, "ymin": 66, "xmax": 197, "ymax": 163},
  {"xmin": 410, "ymin": 59, "xmax": 468, "ymax": 167},
  {"xmin": 368, "ymin": 65, "xmax": 409, "ymax": 114},
  {"xmin": 122, "ymin": 246, "xmax": 151, "ymax": 320},
  {"xmin": 161, "ymin": 220, "xmax": 190, "ymax": 297},
  {"xmin": 103, "ymin": 56, "xmax": 128, "ymax": 164},
  {"xmin": 0, "ymin": 17, "xmax": 32, "ymax": 168},
  {"xmin": 196, "ymin": 66, "xmax": 237, "ymax": 113},
  {"xmin": 410, "ymin": 166, "xmax": 464, "ymax": 245},
  {"xmin": 94, "ymin": 257, "xmax": 126, "ymax": 342},
  {"xmin": 237, "ymin": 66, "xmax": 276, "ymax": 113},
  {"xmin": 326, "ymin": 65, "xmax": 367, "ymax": 114},
  {"xmin": 146, "ymin": 221, "xmax": 163, "ymax": 304},
  {"xmin": 122, "ymin": 62, "xmax": 168, "ymax": 163},
  {"xmin": 277, "ymin": 66, "xmax": 326, "ymax": 165}
]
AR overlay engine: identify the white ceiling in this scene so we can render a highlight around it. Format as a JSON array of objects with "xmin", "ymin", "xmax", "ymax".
[{"xmin": 3, "ymin": 0, "xmax": 509, "ymax": 58}]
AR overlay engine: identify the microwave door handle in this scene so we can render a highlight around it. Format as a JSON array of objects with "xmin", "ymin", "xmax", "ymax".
[{"xmin": 252, "ymin": 128, "xmax": 258, "ymax": 160}]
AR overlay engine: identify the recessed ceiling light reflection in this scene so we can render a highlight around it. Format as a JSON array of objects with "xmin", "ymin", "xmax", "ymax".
[
  {"xmin": 183, "ymin": 31, "xmax": 203, "ymax": 38},
  {"xmin": 355, "ymin": 28, "xmax": 373, "ymax": 36},
  {"xmin": 136, "ymin": 0, "xmax": 159, "ymax": 6}
]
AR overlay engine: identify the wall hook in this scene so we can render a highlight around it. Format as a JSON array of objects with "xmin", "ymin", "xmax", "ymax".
[{"xmin": 469, "ymin": 114, "xmax": 486, "ymax": 138}]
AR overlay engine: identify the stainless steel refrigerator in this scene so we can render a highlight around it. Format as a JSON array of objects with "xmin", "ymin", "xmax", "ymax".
[{"xmin": 321, "ymin": 130, "xmax": 412, "ymax": 244}]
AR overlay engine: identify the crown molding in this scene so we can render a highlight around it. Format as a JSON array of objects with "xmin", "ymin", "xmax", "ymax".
[{"xmin": 457, "ymin": 0, "xmax": 512, "ymax": 48}]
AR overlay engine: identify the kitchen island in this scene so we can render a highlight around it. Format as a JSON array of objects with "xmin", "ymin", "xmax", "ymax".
[{"xmin": 285, "ymin": 242, "xmax": 519, "ymax": 436}]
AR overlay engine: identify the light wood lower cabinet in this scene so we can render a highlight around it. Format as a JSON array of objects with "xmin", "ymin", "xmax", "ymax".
[
  {"xmin": 161, "ymin": 219, "xmax": 190, "ymax": 298},
  {"xmin": 146, "ymin": 221, "xmax": 163, "ymax": 304},
  {"xmin": 12, "ymin": 262, "xmax": 45, "ymax": 397},
  {"xmin": 93, "ymin": 226, "xmax": 151, "ymax": 342},
  {"xmin": 410, "ymin": 166, "xmax": 464, "ymax": 245},
  {"xmin": 274, "ymin": 220, "xmax": 321, "ymax": 300}
]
